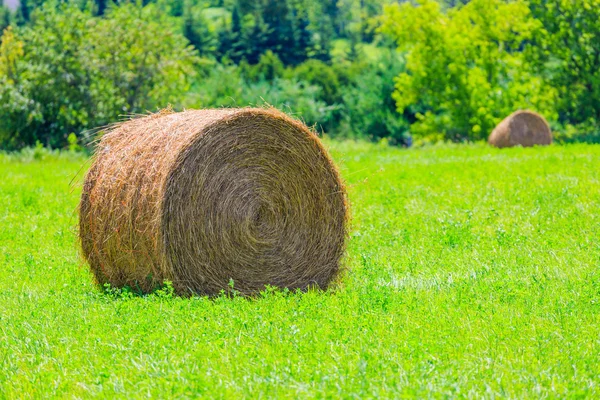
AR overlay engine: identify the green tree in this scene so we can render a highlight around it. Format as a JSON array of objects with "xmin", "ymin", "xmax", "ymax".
[
  {"xmin": 0, "ymin": 2, "xmax": 199, "ymax": 149},
  {"xmin": 341, "ymin": 51, "xmax": 411, "ymax": 146},
  {"xmin": 241, "ymin": 50, "xmax": 284, "ymax": 82},
  {"xmin": 0, "ymin": 26, "xmax": 21, "ymax": 81},
  {"xmin": 182, "ymin": 0, "xmax": 218, "ymax": 56},
  {"xmin": 0, "ymin": 3, "xmax": 11, "ymax": 33},
  {"xmin": 217, "ymin": 4, "xmax": 243, "ymax": 61},
  {"xmin": 243, "ymin": 10, "xmax": 270, "ymax": 64},
  {"xmin": 95, "ymin": 0, "xmax": 109, "ymax": 15},
  {"xmin": 15, "ymin": 0, "xmax": 50, "ymax": 23},
  {"xmin": 293, "ymin": 10, "xmax": 312, "ymax": 62},
  {"xmin": 292, "ymin": 59, "xmax": 340, "ymax": 104},
  {"xmin": 0, "ymin": 26, "xmax": 32, "ymax": 149},
  {"xmin": 313, "ymin": 12, "xmax": 332, "ymax": 62},
  {"xmin": 380, "ymin": 0, "xmax": 555, "ymax": 142},
  {"xmin": 237, "ymin": 0, "xmax": 311, "ymax": 66},
  {"xmin": 528, "ymin": 0, "xmax": 600, "ymax": 127},
  {"xmin": 87, "ymin": 3, "xmax": 198, "ymax": 113}
]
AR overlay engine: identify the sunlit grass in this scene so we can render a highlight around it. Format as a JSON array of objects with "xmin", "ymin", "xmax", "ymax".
[{"xmin": 1, "ymin": 142, "xmax": 599, "ymax": 397}]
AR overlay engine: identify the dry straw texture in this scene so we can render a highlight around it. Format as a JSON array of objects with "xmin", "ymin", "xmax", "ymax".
[
  {"xmin": 488, "ymin": 110, "xmax": 552, "ymax": 148},
  {"xmin": 79, "ymin": 108, "xmax": 348, "ymax": 296}
]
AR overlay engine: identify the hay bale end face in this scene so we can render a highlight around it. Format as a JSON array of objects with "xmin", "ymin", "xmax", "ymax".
[
  {"xmin": 488, "ymin": 110, "xmax": 552, "ymax": 148},
  {"xmin": 79, "ymin": 108, "xmax": 348, "ymax": 296}
]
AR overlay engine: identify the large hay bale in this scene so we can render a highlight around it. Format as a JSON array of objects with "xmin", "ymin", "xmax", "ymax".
[
  {"xmin": 79, "ymin": 108, "xmax": 348, "ymax": 296},
  {"xmin": 488, "ymin": 110, "xmax": 552, "ymax": 148}
]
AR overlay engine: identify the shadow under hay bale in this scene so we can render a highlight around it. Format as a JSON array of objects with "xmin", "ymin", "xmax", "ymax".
[
  {"xmin": 488, "ymin": 110, "xmax": 552, "ymax": 148},
  {"xmin": 79, "ymin": 108, "xmax": 349, "ymax": 296}
]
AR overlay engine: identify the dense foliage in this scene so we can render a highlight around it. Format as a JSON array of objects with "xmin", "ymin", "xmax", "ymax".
[
  {"xmin": 380, "ymin": 0, "xmax": 600, "ymax": 143},
  {"xmin": 380, "ymin": 0, "xmax": 555, "ymax": 142},
  {"xmin": 528, "ymin": 0, "xmax": 600, "ymax": 140},
  {"xmin": 0, "ymin": 2, "xmax": 197, "ymax": 148},
  {"xmin": 0, "ymin": 0, "xmax": 600, "ymax": 148}
]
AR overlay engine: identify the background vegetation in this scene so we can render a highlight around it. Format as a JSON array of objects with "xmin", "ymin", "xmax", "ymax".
[{"xmin": 1, "ymin": 0, "xmax": 600, "ymax": 149}]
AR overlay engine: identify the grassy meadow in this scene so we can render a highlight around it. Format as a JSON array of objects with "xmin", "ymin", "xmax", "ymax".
[{"xmin": 1, "ymin": 142, "xmax": 599, "ymax": 398}]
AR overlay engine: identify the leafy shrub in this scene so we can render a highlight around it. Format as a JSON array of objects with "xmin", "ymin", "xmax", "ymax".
[{"xmin": 182, "ymin": 0, "xmax": 219, "ymax": 57}]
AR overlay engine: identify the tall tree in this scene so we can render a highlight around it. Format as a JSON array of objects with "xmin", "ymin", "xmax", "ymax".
[
  {"xmin": 0, "ymin": 4, "xmax": 11, "ymax": 33},
  {"xmin": 528, "ymin": 0, "xmax": 600, "ymax": 125},
  {"xmin": 292, "ymin": 9, "xmax": 312, "ymax": 64},
  {"xmin": 183, "ymin": 0, "xmax": 217, "ymax": 56},
  {"xmin": 380, "ymin": 0, "xmax": 554, "ymax": 142},
  {"xmin": 95, "ymin": 0, "xmax": 108, "ymax": 15},
  {"xmin": 243, "ymin": 9, "xmax": 270, "ymax": 64}
]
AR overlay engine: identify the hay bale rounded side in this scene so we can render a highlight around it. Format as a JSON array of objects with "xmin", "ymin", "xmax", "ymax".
[
  {"xmin": 79, "ymin": 108, "xmax": 348, "ymax": 296},
  {"xmin": 488, "ymin": 110, "xmax": 552, "ymax": 148}
]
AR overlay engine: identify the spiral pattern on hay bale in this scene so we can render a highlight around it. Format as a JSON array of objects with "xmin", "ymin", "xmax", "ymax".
[
  {"xmin": 79, "ymin": 108, "xmax": 348, "ymax": 296},
  {"xmin": 488, "ymin": 110, "xmax": 552, "ymax": 148}
]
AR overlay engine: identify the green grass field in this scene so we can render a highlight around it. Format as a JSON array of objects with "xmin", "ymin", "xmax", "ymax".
[{"xmin": 1, "ymin": 142, "xmax": 599, "ymax": 398}]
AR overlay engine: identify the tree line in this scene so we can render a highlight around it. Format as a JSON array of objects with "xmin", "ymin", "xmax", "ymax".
[{"xmin": 0, "ymin": 0, "xmax": 599, "ymax": 149}]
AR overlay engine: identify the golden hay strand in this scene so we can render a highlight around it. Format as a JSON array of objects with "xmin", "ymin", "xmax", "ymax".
[
  {"xmin": 79, "ymin": 108, "xmax": 349, "ymax": 296},
  {"xmin": 488, "ymin": 110, "xmax": 552, "ymax": 148}
]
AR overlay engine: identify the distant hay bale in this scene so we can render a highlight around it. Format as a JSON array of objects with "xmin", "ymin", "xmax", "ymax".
[
  {"xmin": 79, "ymin": 108, "xmax": 348, "ymax": 296},
  {"xmin": 488, "ymin": 110, "xmax": 552, "ymax": 148}
]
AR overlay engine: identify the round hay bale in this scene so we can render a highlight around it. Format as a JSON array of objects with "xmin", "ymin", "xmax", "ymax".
[
  {"xmin": 488, "ymin": 110, "xmax": 552, "ymax": 148},
  {"xmin": 79, "ymin": 108, "xmax": 348, "ymax": 296}
]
